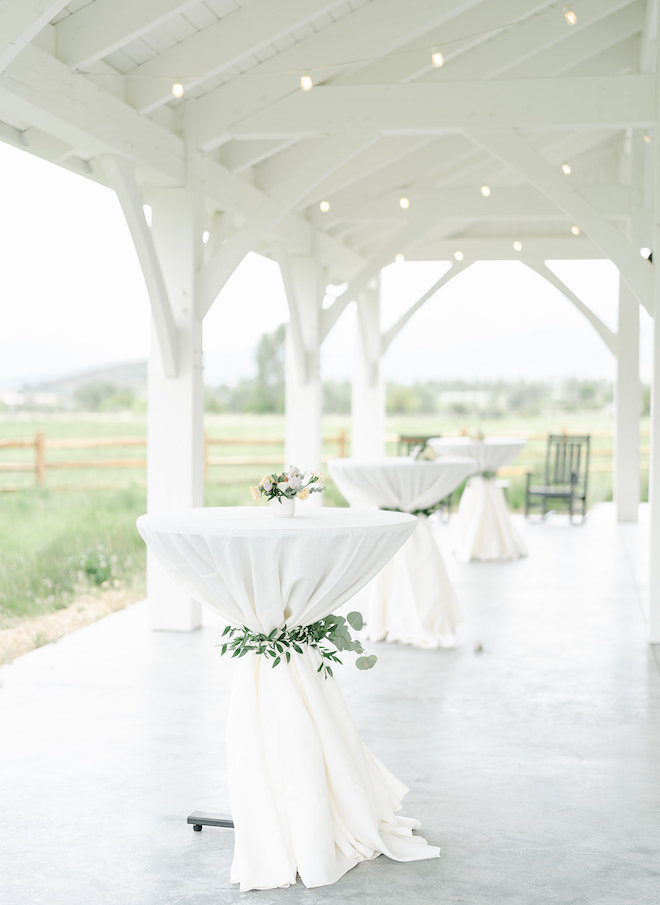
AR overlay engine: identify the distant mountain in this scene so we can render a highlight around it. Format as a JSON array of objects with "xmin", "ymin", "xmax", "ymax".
[{"xmin": 27, "ymin": 360, "xmax": 147, "ymax": 396}]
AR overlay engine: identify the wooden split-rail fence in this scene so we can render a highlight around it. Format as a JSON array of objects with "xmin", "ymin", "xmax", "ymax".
[
  {"xmin": 0, "ymin": 431, "xmax": 347, "ymax": 491},
  {"xmin": 0, "ymin": 430, "xmax": 645, "ymax": 492}
]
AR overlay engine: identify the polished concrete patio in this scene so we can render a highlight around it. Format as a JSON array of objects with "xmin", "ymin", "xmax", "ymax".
[{"xmin": 1, "ymin": 504, "xmax": 659, "ymax": 904}]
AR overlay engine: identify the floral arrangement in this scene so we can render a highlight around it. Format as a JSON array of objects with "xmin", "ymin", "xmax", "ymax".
[
  {"xmin": 411, "ymin": 443, "xmax": 437, "ymax": 461},
  {"xmin": 219, "ymin": 611, "xmax": 377, "ymax": 678},
  {"xmin": 250, "ymin": 466, "xmax": 324, "ymax": 502}
]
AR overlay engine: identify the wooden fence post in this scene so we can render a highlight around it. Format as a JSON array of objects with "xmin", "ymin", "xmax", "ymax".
[
  {"xmin": 35, "ymin": 432, "xmax": 46, "ymax": 486},
  {"xmin": 337, "ymin": 429, "xmax": 347, "ymax": 458}
]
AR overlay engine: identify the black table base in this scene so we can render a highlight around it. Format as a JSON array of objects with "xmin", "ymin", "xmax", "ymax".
[{"xmin": 187, "ymin": 810, "xmax": 234, "ymax": 832}]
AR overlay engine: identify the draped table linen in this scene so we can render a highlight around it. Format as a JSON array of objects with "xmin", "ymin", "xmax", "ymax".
[
  {"xmin": 136, "ymin": 507, "xmax": 439, "ymax": 891},
  {"xmin": 328, "ymin": 457, "xmax": 476, "ymax": 648},
  {"xmin": 427, "ymin": 437, "xmax": 528, "ymax": 562}
]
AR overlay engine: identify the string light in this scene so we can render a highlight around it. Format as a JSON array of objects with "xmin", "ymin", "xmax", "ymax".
[
  {"xmin": 395, "ymin": 253, "xmax": 405, "ymax": 263},
  {"xmin": 300, "ymin": 74, "xmax": 313, "ymax": 91},
  {"xmin": 399, "ymin": 196, "xmax": 410, "ymax": 209},
  {"xmin": 454, "ymin": 250, "xmax": 464, "ymax": 261},
  {"xmin": 644, "ymin": 134, "xmax": 651, "ymax": 144},
  {"xmin": 564, "ymin": 8, "xmax": 577, "ymax": 25},
  {"xmin": 319, "ymin": 200, "xmax": 330, "ymax": 212},
  {"xmin": 561, "ymin": 163, "xmax": 571, "ymax": 174},
  {"xmin": 513, "ymin": 241, "xmax": 522, "ymax": 251},
  {"xmin": 480, "ymin": 185, "xmax": 491, "ymax": 197},
  {"xmin": 431, "ymin": 50, "xmax": 444, "ymax": 68},
  {"xmin": 571, "ymin": 224, "xmax": 580, "ymax": 235},
  {"xmin": 171, "ymin": 82, "xmax": 184, "ymax": 98}
]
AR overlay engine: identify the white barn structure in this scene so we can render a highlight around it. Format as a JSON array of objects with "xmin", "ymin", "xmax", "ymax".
[{"xmin": 1, "ymin": 0, "xmax": 659, "ymax": 640}]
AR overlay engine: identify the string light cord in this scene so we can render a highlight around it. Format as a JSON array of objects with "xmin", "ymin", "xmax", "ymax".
[{"xmin": 71, "ymin": 0, "xmax": 586, "ymax": 86}]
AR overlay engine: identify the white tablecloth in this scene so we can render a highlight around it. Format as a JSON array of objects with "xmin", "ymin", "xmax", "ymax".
[
  {"xmin": 137, "ymin": 507, "xmax": 439, "ymax": 890},
  {"xmin": 427, "ymin": 437, "xmax": 528, "ymax": 561},
  {"xmin": 329, "ymin": 457, "xmax": 475, "ymax": 647}
]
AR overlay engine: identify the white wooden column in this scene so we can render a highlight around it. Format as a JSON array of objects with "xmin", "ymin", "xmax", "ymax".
[
  {"xmin": 649, "ymin": 10, "xmax": 660, "ymax": 644},
  {"xmin": 282, "ymin": 255, "xmax": 323, "ymax": 475},
  {"xmin": 614, "ymin": 277, "xmax": 640, "ymax": 522},
  {"xmin": 351, "ymin": 282, "xmax": 385, "ymax": 459},
  {"xmin": 147, "ymin": 187, "xmax": 204, "ymax": 630}
]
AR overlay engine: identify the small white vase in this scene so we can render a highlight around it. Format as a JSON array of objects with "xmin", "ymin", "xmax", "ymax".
[{"xmin": 270, "ymin": 496, "xmax": 295, "ymax": 518}]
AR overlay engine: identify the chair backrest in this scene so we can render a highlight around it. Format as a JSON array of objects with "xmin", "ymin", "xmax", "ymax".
[
  {"xmin": 397, "ymin": 435, "xmax": 436, "ymax": 456},
  {"xmin": 545, "ymin": 434, "xmax": 590, "ymax": 493}
]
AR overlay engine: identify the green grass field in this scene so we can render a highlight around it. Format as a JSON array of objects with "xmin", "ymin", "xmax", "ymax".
[{"xmin": 0, "ymin": 410, "xmax": 647, "ymax": 629}]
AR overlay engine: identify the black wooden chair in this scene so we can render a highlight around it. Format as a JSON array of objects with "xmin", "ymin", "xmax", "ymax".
[
  {"xmin": 397, "ymin": 434, "xmax": 452, "ymax": 521},
  {"xmin": 525, "ymin": 434, "xmax": 590, "ymax": 523}
]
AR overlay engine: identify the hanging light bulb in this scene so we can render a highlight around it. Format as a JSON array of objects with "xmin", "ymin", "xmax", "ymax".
[
  {"xmin": 564, "ymin": 8, "xmax": 577, "ymax": 25},
  {"xmin": 300, "ymin": 74, "xmax": 313, "ymax": 91},
  {"xmin": 399, "ymin": 196, "xmax": 410, "ymax": 209},
  {"xmin": 644, "ymin": 134, "xmax": 651, "ymax": 144},
  {"xmin": 431, "ymin": 49, "xmax": 444, "ymax": 68},
  {"xmin": 319, "ymin": 201, "xmax": 330, "ymax": 212},
  {"xmin": 395, "ymin": 253, "xmax": 405, "ymax": 263},
  {"xmin": 562, "ymin": 163, "xmax": 572, "ymax": 175},
  {"xmin": 513, "ymin": 241, "xmax": 522, "ymax": 252},
  {"xmin": 454, "ymin": 250, "xmax": 464, "ymax": 261},
  {"xmin": 480, "ymin": 185, "xmax": 491, "ymax": 197},
  {"xmin": 571, "ymin": 224, "xmax": 581, "ymax": 236},
  {"xmin": 171, "ymin": 82, "xmax": 184, "ymax": 99}
]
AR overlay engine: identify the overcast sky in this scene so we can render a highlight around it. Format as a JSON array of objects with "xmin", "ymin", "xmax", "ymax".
[{"xmin": 0, "ymin": 140, "xmax": 651, "ymax": 390}]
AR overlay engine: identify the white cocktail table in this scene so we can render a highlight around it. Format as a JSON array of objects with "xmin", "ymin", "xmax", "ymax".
[
  {"xmin": 137, "ymin": 507, "xmax": 439, "ymax": 891},
  {"xmin": 329, "ymin": 457, "xmax": 475, "ymax": 648},
  {"xmin": 427, "ymin": 437, "xmax": 528, "ymax": 561}
]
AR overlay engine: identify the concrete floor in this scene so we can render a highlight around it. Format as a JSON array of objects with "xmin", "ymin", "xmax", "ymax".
[{"xmin": 1, "ymin": 504, "xmax": 659, "ymax": 905}]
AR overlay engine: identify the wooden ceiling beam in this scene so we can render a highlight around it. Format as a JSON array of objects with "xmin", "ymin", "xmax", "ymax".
[
  {"xmin": 322, "ymin": 184, "xmax": 633, "ymax": 222},
  {"xmin": 465, "ymin": 127, "xmax": 652, "ymax": 311},
  {"xmin": 55, "ymin": 0, "xmax": 200, "ymax": 71},
  {"xmin": 193, "ymin": 0, "xmax": 484, "ymax": 149},
  {"xmin": 0, "ymin": 0, "xmax": 68, "ymax": 74},
  {"xmin": 223, "ymin": 76, "xmax": 654, "ymax": 138},
  {"xmin": 125, "ymin": 0, "xmax": 345, "ymax": 115}
]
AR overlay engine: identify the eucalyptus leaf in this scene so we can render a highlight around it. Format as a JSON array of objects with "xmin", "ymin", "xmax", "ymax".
[{"xmin": 346, "ymin": 611, "xmax": 364, "ymax": 631}]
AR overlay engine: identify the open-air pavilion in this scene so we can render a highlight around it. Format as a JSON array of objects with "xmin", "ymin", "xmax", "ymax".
[{"xmin": 1, "ymin": 1, "xmax": 660, "ymax": 902}]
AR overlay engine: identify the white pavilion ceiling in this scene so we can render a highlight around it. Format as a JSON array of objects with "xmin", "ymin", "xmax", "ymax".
[{"xmin": 0, "ymin": 0, "xmax": 656, "ymax": 284}]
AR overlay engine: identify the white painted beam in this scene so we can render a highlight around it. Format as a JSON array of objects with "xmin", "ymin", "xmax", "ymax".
[
  {"xmin": 322, "ymin": 185, "xmax": 633, "ymax": 223},
  {"xmin": 406, "ymin": 237, "xmax": 602, "ymax": 261},
  {"xmin": 0, "ymin": 43, "xmax": 185, "ymax": 182},
  {"xmin": 220, "ymin": 76, "xmax": 654, "ymax": 139},
  {"xmin": 0, "ymin": 0, "xmax": 67, "ymax": 74},
  {"xmin": 426, "ymin": 0, "xmax": 636, "ymax": 82},
  {"xmin": 465, "ymin": 128, "xmax": 653, "ymax": 313},
  {"xmin": 502, "ymin": 2, "xmax": 646, "ymax": 79},
  {"xmin": 382, "ymin": 263, "xmax": 468, "ymax": 351},
  {"xmin": 56, "ymin": 0, "xmax": 199, "ymax": 71},
  {"xmin": 198, "ymin": 135, "xmax": 376, "ymax": 317},
  {"xmin": 126, "ymin": 0, "xmax": 344, "ymax": 115},
  {"xmin": 523, "ymin": 259, "xmax": 616, "ymax": 353},
  {"xmin": 321, "ymin": 218, "xmax": 438, "ymax": 339},
  {"xmin": 193, "ymin": 0, "xmax": 484, "ymax": 149},
  {"xmin": 103, "ymin": 154, "xmax": 179, "ymax": 378},
  {"xmin": 0, "ymin": 43, "xmax": 363, "ymax": 279}
]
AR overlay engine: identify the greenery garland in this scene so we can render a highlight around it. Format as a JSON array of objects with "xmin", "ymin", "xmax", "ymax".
[{"xmin": 219, "ymin": 611, "xmax": 377, "ymax": 679}]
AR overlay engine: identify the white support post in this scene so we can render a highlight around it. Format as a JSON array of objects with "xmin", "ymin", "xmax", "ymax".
[
  {"xmin": 351, "ymin": 282, "xmax": 385, "ymax": 459},
  {"xmin": 282, "ymin": 256, "xmax": 323, "ymax": 477},
  {"xmin": 649, "ymin": 10, "xmax": 660, "ymax": 644},
  {"xmin": 614, "ymin": 277, "xmax": 640, "ymax": 522},
  {"xmin": 146, "ymin": 187, "xmax": 204, "ymax": 630}
]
